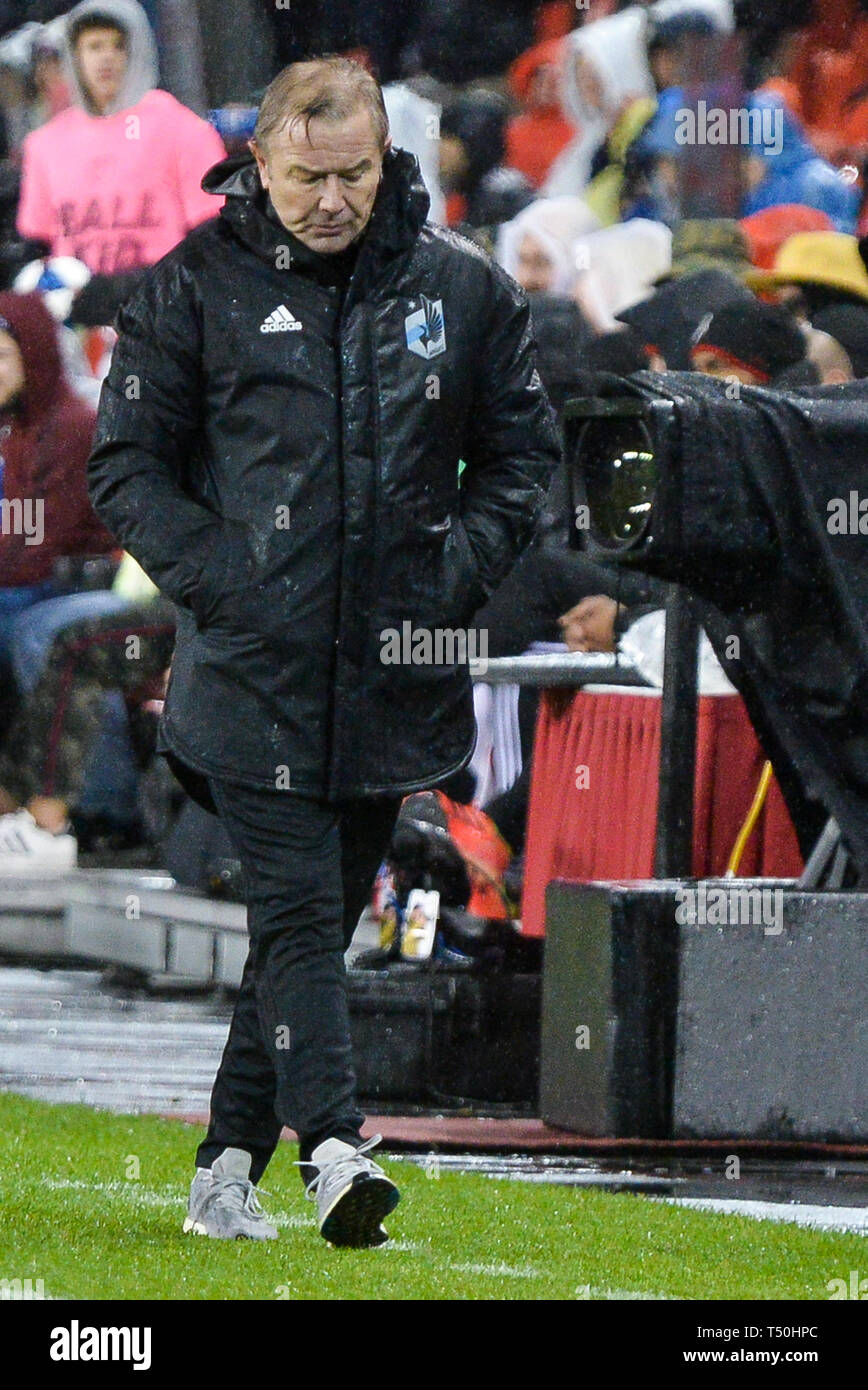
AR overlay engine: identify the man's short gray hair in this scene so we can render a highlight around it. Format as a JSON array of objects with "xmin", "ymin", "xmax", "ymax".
[{"xmin": 253, "ymin": 55, "xmax": 389, "ymax": 152}]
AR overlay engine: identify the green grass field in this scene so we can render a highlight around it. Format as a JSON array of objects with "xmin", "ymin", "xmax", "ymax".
[{"xmin": 0, "ymin": 1093, "xmax": 863, "ymax": 1301}]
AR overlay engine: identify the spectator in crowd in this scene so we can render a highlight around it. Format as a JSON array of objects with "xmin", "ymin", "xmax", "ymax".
[
  {"xmin": 739, "ymin": 203, "xmax": 833, "ymax": 269},
  {"xmin": 497, "ymin": 198, "xmax": 672, "ymax": 326},
  {"xmin": 544, "ymin": 4, "xmax": 656, "ymax": 197},
  {"xmin": 543, "ymin": 0, "xmax": 732, "ymax": 197},
  {"xmin": 580, "ymin": 321, "xmax": 666, "ymax": 372},
  {"xmin": 747, "ymin": 231, "xmax": 868, "ymax": 316},
  {"xmin": 618, "ymin": 265, "xmax": 755, "ymax": 367},
  {"xmin": 439, "ymin": 89, "xmax": 535, "ymax": 233},
  {"xmin": 735, "ymin": 0, "xmax": 815, "ymax": 92},
  {"xmin": 618, "ymin": 86, "xmax": 684, "ymax": 224},
  {"xmin": 0, "ymin": 290, "xmax": 115, "ymax": 693},
  {"xmin": 504, "ymin": 36, "xmax": 576, "ymax": 190},
  {"xmin": 583, "ymin": 93, "xmax": 656, "ymax": 225},
  {"xmin": 409, "ymin": 0, "xmax": 537, "ymax": 86},
  {"xmin": 496, "ymin": 194, "xmax": 600, "ymax": 294},
  {"xmin": 811, "ymin": 304, "xmax": 868, "ymax": 377},
  {"xmin": 29, "ymin": 24, "xmax": 70, "ymax": 127},
  {"xmin": 785, "ymin": 0, "xmax": 868, "ymax": 164},
  {"xmin": 689, "ymin": 297, "xmax": 808, "ymax": 384},
  {"xmin": 664, "ymin": 217, "xmax": 753, "ymax": 280},
  {"xmin": 16, "ymin": 0, "xmax": 225, "ymax": 273},
  {"xmin": 0, "ymin": 560, "xmax": 175, "ymax": 873},
  {"xmin": 569, "ymin": 218, "xmax": 672, "ymax": 324},
  {"xmin": 580, "ymin": 10, "xmax": 719, "ymax": 225},
  {"xmin": 740, "ymin": 90, "xmax": 860, "ymax": 233},
  {"xmin": 646, "ymin": 9, "xmax": 718, "ymax": 91},
  {"xmin": 800, "ymin": 326, "xmax": 852, "ymax": 384}
]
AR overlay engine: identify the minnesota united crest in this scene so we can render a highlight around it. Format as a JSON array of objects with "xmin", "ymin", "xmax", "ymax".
[{"xmin": 404, "ymin": 295, "xmax": 446, "ymax": 359}]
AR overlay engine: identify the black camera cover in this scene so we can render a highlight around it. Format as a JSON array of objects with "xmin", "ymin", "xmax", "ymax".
[{"xmin": 564, "ymin": 370, "xmax": 868, "ymax": 884}]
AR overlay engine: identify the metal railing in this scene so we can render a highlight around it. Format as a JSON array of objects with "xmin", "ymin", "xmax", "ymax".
[{"xmin": 470, "ymin": 652, "xmax": 650, "ymax": 687}]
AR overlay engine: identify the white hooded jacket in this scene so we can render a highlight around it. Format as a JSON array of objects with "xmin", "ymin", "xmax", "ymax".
[{"xmin": 543, "ymin": 0, "xmax": 734, "ymax": 197}]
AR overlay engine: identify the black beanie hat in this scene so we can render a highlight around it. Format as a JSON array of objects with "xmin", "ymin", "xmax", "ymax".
[{"xmin": 691, "ymin": 300, "xmax": 806, "ymax": 382}]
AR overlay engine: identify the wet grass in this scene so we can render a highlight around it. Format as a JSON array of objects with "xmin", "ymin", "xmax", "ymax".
[{"xmin": 0, "ymin": 1093, "xmax": 864, "ymax": 1301}]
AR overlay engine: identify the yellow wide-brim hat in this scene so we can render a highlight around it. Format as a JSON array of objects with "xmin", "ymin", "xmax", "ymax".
[{"xmin": 745, "ymin": 231, "xmax": 868, "ymax": 303}]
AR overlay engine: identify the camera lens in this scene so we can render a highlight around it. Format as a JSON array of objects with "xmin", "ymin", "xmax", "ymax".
[{"xmin": 579, "ymin": 417, "xmax": 657, "ymax": 550}]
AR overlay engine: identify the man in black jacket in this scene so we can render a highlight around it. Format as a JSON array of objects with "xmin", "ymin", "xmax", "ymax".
[{"xmin": 88, "ymin": 56, "xmax": 559, "ymax": 1247}]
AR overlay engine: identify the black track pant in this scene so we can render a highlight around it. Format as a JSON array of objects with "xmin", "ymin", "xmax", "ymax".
[{"xmin": 195, "ymin": 779, "xmax": 402, "ymax": 1183}]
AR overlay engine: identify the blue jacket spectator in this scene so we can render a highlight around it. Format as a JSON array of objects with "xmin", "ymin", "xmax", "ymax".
[{"xmin": 741, "ymin": 91, "xmax": 860, "ymax": 233}]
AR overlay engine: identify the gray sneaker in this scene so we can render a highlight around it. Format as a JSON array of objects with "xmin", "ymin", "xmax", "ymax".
[
  {"xmin": 183, "ymin": 1147, "xmax": 278, "ymax": 1240},
  {"xmin": 303, "ymin": 1135, "xmax": 400, "ymax": 1248}
]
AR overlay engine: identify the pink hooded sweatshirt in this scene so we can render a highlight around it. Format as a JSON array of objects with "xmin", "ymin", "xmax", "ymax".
[{"xmin": 17, "ymin": 0, "xmax": 225, "ymax": 273}]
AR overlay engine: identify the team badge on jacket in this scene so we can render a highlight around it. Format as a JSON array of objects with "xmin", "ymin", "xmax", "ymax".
[{"xmin": 404, "ymin": 295, "xmax": 446, "ymax": 359}]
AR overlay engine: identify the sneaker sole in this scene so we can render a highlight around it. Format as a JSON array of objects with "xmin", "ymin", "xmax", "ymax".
[
  {"xmin": 183, "ymin": 1218, "xmax": 209, "ymax": 1236},
  {"xmin": 182, "ymin": 1217, "xmax": 276, "ymax": 1241},
  {"xmin": 320, "ymin": 1176, "xmax": 400, "ymax": 1249}
]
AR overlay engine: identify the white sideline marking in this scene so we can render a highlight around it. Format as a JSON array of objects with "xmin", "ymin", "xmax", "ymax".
[
  {"xmin": 448, "ymin": 1260, "xmax": 542, "ymax": 1280},
  {"xmin": 665, "ymin": 1197, "xmax": 868, "ymax": 1234}
]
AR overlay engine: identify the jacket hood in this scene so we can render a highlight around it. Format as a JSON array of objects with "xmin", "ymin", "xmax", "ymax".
[
  {"xmin": 560, "ymin": 8, "xmax": 652, "ymax": 131},
  {"xmin": 742, "ymin": 92, "xmax": 860, "ymax": 231},
  {"xmin": 0, "ymin": 290, "xmax": 64, "ymax": 423},
  {"xmin": 61, "ymin": 0, "xmax": 158, "ymax": 115},
  {"xmin": 202, "ymin": 146, "xmax": 431, "ymax": 293},
  {"xmin": 744, "ymin": 91, "xmax": 817, "ymax": 173},
  {"xmin": 497, "ymin": 196, "xmax": 600, "ymax": 295},
  {"xmin": 507, "ymin": 37, "xmax": 567, "ymax": 111},
  {"xmin": 559, "ymin": 0, "xmax": 732, "ymax": 128}
]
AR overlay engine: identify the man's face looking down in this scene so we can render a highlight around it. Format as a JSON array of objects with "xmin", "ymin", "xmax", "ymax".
[{"xmin": 251, "ymin": 107, "xmax": 390, "ymax": 255}]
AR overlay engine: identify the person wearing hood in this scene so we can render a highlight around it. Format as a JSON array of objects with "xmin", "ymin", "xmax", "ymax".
[
  {"xmin": 585, "ymin": 94, "xmax": 663, "ymax": 227},
  {"xmin": 619, "ymin": 91, "xmax": 685, "ymax": 225},
  {"xmin": 747, "ymin": 229, "xmax": 868, "ymax": 316},
  {"xmin": 741, "ymin": 90, "xmax": 860, "ymax": 234},
  {"xmin": 439, "ymin": 90, "xmax": 534, "ymax": 232},
  {"xmin": 504, "ymin": 36, "xmax": 576, "ymax": 191},
  {"xmin": 497, "ymin": 199, "xmax": 671, "ymax": 329},
  {"xmin": 740, "ymin": 202, "xmax": 834, "ymax": 270},
  {"xmin": 584, "ymin": 12, "xmax": 719, "ymax": 226},
  {"xmin": 543, "ymin": 0, "xmax": 733, "ymax": 197},
  {"xmin": 88, "ymin": 56, "xmax": 559, "ymax": 1248},
  {"xmin": 0, "ymin": 284, "xmax": 121, "ymax": 783},
  {"xmin": 571, "ymin": 218, "xmax": 673, "ymax": 325},
  {"xmin": 17, "ymin": 0, "xmax": 226, "ymax": 273},
  {"xmin": 496, "ymin": 195, "xmax": 601, "ymax": 296},
  {"xmin": 0, "ymin": 289, "xmax": 116, "ymax": 703}
]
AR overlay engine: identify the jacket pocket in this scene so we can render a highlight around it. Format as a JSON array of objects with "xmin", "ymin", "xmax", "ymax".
[
  {"xmin": 445, "ymin": 516, "xmax": 486, "ymax": 627},
  {"xmin": 407, "ymin": 514, "xmax": 486, "ymax": 630},
  {"xmin": 190, "ymin": 521, "xmax": 254, "ymax": 630}
]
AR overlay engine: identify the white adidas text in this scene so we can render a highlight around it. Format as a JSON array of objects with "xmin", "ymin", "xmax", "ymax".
[{"xmin": 261, "ymin": 304, "xmax": 302, "ymax": 333}]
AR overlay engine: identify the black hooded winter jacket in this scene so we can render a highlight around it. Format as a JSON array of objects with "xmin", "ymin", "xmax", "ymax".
[{"xmin": 87, "ymin": 147, "xmax": 560, "ymax": 800}]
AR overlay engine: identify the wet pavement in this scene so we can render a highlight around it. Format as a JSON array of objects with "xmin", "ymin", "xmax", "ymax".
[
  {"xmin": 388, "ymin": 1151, "xmax": 868, "ymax": 1233},
  {"xmin": 0, "ymin": 963, "xmax": 231, "ymax": 1114}
]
